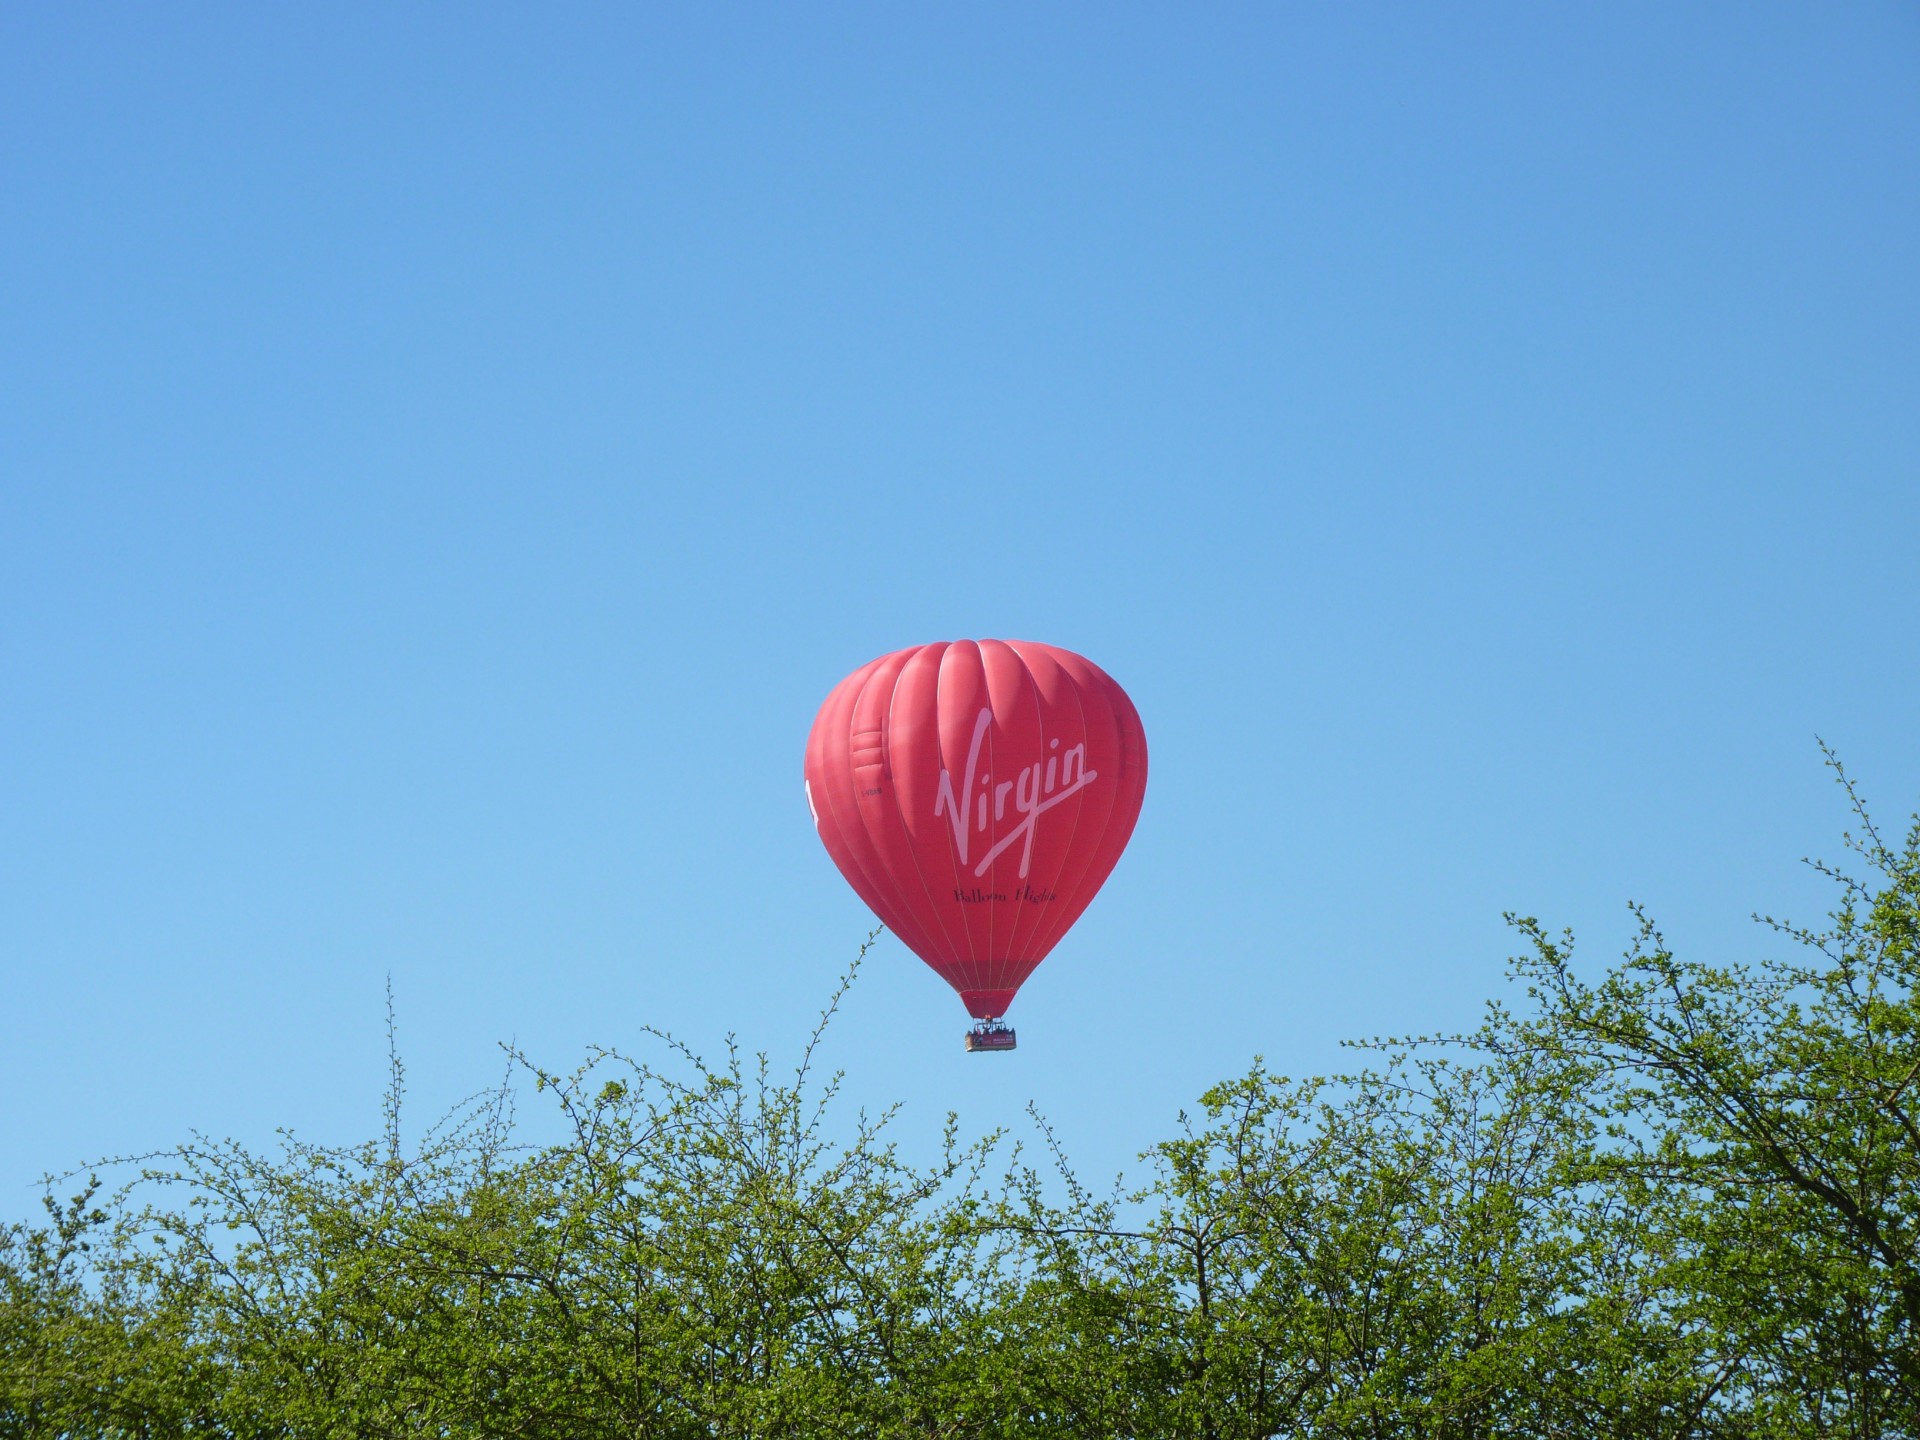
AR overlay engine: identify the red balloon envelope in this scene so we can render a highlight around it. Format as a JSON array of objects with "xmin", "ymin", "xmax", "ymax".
[{"xmin": 804, "ymin": 639, "xmax": 1147, "ymax": 1026}]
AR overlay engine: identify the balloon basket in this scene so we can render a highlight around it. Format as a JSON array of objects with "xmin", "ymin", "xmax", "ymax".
[{"xmin": 965, "ymin": 1019, "xmax": 1017, "ymax": 1053}]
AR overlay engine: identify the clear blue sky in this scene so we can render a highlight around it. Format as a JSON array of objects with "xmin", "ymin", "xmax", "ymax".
[{"xmin": 4, "ymin": 4, "xmax": 1916, "ymax": 1205}]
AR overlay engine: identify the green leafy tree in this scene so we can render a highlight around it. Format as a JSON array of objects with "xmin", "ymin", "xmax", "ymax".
[
  {"xmin": 5, "ymin": 763, "xmax": 1915, "ymax": 1439},
  {"xmin": 1497, "ymin": 752, "xmax": 1920, "ymax": 1437}
]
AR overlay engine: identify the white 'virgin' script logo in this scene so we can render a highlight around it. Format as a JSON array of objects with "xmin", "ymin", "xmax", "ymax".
[{"xmin": 934, "ymin": 708, "xmax": 1098, "ymax": 879}]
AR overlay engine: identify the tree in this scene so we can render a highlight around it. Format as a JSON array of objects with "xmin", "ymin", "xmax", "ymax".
[
  {"xmin": 1498, "ymin": 751, "xmax": 1920, "ymax": 1437},
  {"xmin": 5, "ymin": 762, "xmax": 1915, "ymax": 1438}
]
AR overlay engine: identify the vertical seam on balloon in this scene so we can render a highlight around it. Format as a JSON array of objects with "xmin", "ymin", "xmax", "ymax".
[
  {"xmin": 882, "ymin": 644, "xmax": 967, "ymax": 983},
  {"xmin": 849, "ymin": 660, "xmax": 929, "ymax": 962},
  {"xmin": 929, "ymin": 643, "xmax": 982, "ymax": 993},
  {"xmin": 1006, "ymin": 645, "xmax": 1082, "ymax": 975},
  {"xmin": 1056, "ymin": 656, "xmax": 1128, "ymax": 967},
  {"xmin": 982, "ymin": 643, "xmax": 997, "ymax": 1000},
  {"xmin": 965, "ymin": 640, "xmax": 991, "ymax": 997},
  {"xmin": 1036, "ymin": 652, "xmax": 1113, "ymax": 971},
  {"xmin": 968, "ymin": 641, "xmax": 993, "ymax": 999},
  {"xmin": 999, "ymin": 640, "xmax": 1053, "ymax": 971}
]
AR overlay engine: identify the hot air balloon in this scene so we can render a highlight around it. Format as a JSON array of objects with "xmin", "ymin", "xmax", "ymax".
[{"xmin": 803, "ymin": 640, "xmax": 1147, "ymax": 1051}]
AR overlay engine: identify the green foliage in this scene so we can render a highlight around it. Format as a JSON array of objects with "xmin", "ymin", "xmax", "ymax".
[
  {"xmin": 1493, "ymin": 749, "xmax": 1920, "ymax": 1438},
  {"xmin": 5, "ymin": 763, "xmax": 1917, "ymax": 1437}
]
